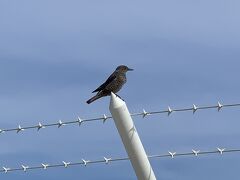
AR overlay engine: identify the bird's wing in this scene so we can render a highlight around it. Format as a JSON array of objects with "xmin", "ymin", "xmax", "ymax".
[{"xmin": 92, "ymin": 72, "xmax": 116, "ymax": 93}]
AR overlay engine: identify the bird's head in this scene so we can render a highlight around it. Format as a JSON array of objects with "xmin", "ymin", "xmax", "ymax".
[{"xmin": 116, "ymin": 65, "xmax": 134, "ymax": 73}]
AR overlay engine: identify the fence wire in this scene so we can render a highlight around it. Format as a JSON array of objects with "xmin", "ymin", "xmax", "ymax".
[
  {"xmin": 0, "ymin": 102, "xmax": 239, "ymax": 134},
  {"xmin": 1, "ymin": 147, "xmax": 239, "ymax": 173}
]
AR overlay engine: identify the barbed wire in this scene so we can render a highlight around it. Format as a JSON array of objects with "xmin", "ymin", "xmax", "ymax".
[
  {"xmin": 0, "ymin": 102, "xmax": 239, "ymax": 134},
  {"xmin": 1, "ymin": 147, "xmax": 239, "ymax": 173}
]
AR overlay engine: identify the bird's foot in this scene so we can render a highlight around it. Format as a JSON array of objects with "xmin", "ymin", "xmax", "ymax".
[{"xmin": 116, "ymin": 94, "xmax": 125, "ymax": 101}]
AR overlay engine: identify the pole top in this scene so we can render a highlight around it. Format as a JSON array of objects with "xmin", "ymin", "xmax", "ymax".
[{"xmin": 109, "ymin": 92, "xmax": 125, "ymax": 109}]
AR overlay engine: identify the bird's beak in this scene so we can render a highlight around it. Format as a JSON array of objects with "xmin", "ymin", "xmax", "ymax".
[{"xmin": 128, "ymin": 68, "xmax": 134, "ymax": 71}]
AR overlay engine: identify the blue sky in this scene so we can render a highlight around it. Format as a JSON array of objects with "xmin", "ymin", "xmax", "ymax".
[{"xmin": 0, "ymin": 0, "xmax": 240, "ymax": 179}]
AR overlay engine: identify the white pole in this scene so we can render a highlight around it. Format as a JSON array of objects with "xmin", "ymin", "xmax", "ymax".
[{"xmin": 109, "ymin": 93, "xmax": 156, "ymax": 180}]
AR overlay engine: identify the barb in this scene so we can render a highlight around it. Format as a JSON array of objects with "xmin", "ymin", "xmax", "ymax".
[
  {"xmin": 1, "ymin": 148, "xmax": 239, "ymax": 173},
  {"xmin": 0, "ymin": 102, "xmax": 239, "ymax": 134}
]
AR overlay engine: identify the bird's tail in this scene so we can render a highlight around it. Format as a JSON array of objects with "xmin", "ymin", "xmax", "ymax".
[{"xmin": 86, "ymin": 94, "xmax": 102, "ymax": 104}]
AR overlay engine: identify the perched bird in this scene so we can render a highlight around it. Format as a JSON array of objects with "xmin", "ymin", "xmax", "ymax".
[{"xmin": 86, "ymin": 65, "xmax": 133, "ymax": 104}]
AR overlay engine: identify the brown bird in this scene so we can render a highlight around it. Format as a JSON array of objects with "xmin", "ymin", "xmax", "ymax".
[{"xmin": 86, "ymin": 65, "xmax": 133, "ymax": 104}]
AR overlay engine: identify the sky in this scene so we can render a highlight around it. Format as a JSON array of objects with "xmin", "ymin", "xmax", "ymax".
[{"xmin": 0, "ymin": 0, "xmax": 240, "ymax": 179}]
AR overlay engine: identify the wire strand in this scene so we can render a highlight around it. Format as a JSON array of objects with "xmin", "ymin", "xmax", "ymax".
[
  {"xmin": 0, "ymin": 102, "xmax": 239, "ymax": 134},
  {"xmin": 1, "ymin": 147, "xmax": 239, "ymax": 173}
]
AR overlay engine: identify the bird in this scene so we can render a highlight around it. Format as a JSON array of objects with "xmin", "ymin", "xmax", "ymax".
[{"xmin": 86, "ymin": 65, "xmax": 133, "ymax": 104}]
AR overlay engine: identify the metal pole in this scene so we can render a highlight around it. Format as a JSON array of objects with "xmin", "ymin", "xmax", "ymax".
[{"xmin": 109, "ymin": 93, "xmax": 156, "ymax": 180}]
